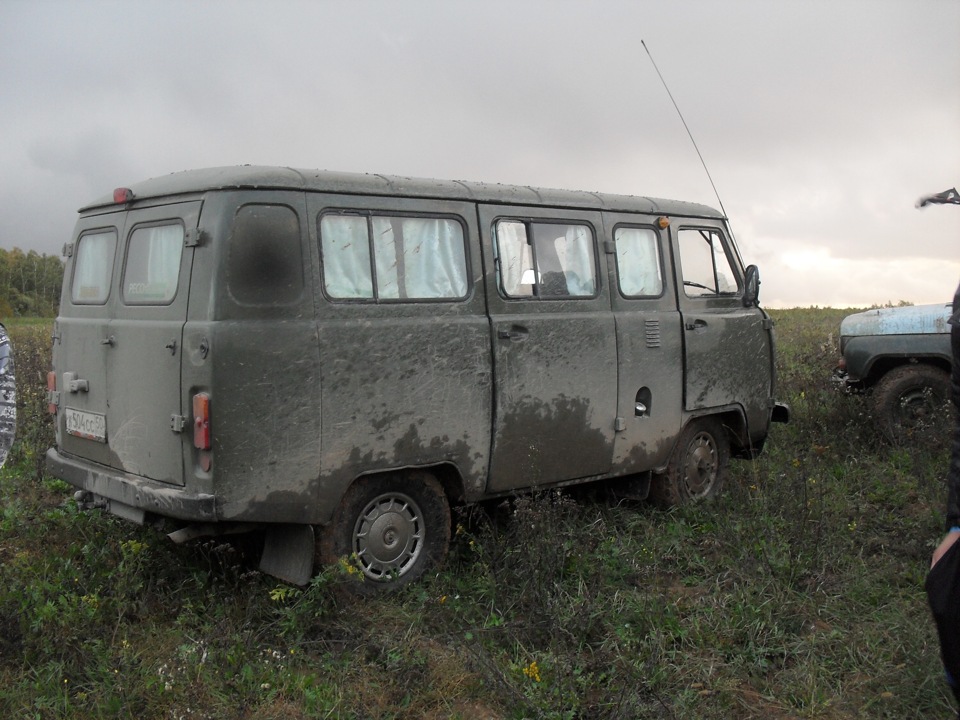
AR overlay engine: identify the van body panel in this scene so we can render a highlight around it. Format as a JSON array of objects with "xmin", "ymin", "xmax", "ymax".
[
  {"xmin": 203, "ymin": 191, "xmax": 323, "ymax": 522},
  {"xmin": 478, "ymin": 204, "xmax": 617, "ymax": 492},
  {"xmin": 307, "ymin": 194, "xmax": 492, "ymax": 512}
]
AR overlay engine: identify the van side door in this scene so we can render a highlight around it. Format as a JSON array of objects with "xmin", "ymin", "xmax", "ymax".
[
  {"xmin": 479, "ymin": 205, "xmax": 617, "ymax": 492},
  {"xmin": 672, "ymin": 224, "xmax": 773, "ymax": 438},
  {"xmin": 602, "ymin": 214, "xmax": 683, "ymax": 473}
]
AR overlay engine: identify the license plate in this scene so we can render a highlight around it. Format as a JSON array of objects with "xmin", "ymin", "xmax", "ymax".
[{"xmin": 65, "ymin": 408, "xmax": 107, "ymax": 442}]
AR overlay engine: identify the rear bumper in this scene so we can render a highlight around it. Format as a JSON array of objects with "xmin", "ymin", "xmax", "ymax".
[{"xmin": 45, "ymin": 447, "xmax": 217, "ymax": 522}]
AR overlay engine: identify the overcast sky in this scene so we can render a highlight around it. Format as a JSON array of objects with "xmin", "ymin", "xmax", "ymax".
[{"xmin": 2, "ymin": 0, "xmax": 958, "ymax": 308}]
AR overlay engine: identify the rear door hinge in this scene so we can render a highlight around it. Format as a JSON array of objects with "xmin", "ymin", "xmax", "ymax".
[
  {"xmin": 763, "ymin": 317, "xmax": 775, "ymax": 330},
  {"xmin": 170, "ymin": 415, "xmax": 187, "ymax": 433},
  {"xmin": 184, "ymin": 228, "xmax": 205, "ymax": 248},
  {"xmin": 62, "ymin": 243, "xmax": 74, "ymax": 258}
]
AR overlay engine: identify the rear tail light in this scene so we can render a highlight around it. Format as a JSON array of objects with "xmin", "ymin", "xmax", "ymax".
[
  {"xmin": 47, "ymin": 371, "xmax": 57, "ymax": 414},
  {"xmin": 193, "ymin": 392, "xmax": 211, "ymax": 450}
]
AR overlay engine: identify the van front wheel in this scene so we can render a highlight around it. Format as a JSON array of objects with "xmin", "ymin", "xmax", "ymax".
[
  {"xmin": 651, "ymin": 418, "xmax": 729, "ymax": 508},
  {"xmin": 318, "ymin": 471, "xmax": 450, "ymax": 594}
]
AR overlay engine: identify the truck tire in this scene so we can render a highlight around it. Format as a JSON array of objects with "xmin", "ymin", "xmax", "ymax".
[
  {"xmin": 318, "ymin": 471, "xmax": 450, "ymax": 595},
  {"xmin": 650, "ymin": 418, "xmax": 729, "ymax": 508},
  {"xmin": 873, "ymin": 364, "xmax": 950, "ymax": 442}
]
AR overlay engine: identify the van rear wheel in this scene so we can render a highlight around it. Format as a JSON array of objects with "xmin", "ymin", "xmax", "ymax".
[
  {"xmin": 650, "ymin": 418, "xmax": 728, "ymax": 508},
  {"xmin": 318, "ymin": 471, "xmax": 450, "ymax": 594}
]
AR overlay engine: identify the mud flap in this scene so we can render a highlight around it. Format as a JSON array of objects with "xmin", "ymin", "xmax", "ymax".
[{"xmin": 259, "ymin": 524, "xmax": 315, "ymax": 586}]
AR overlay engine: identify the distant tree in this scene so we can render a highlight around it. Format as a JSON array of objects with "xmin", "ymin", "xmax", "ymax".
[{"xmin": 0, "ymin": 246, "xmax": 64, "ymax": 318}]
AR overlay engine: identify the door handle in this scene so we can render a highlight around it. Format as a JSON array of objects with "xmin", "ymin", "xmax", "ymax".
[
  {"xmin": 497, "ymin": 327, "xmax": 528, "ymax": 341},
  {"xmin": 63, "ymin": 372, "xmax": 89, "ymax": 393},
  {"xmin": 684, "ymin": 319, "xmax": 708, "ymax": 331}
]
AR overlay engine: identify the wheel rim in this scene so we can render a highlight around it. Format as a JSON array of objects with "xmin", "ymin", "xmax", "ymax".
[
  {"xmin": 681, "ymin": 431, "xmax": 719, "ymax": 498},
  {"xmin": 896, "ymin": 387, "xmax": 940, "ymax": 426},
  {"xmin": 352, "ymin": 492, "xmax": 424, "ymax": 581}
]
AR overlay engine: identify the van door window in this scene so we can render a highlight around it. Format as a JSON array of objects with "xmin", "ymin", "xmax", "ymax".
[
  {"xmin": 122, "ymin": 223, "xmax": 184, "ymax": 304},
  {"xmin": 495, "ymin": 220, "xmax": 597, "ymax": 298},
  {"xmin": 71, "ymin": 229, "xmax": 117, "ymax": 304},
  {"xmin": 320, "ymin": 214, "xmax": 468, "ymax": 301},
  {"xmin": 677, "ymin": 228, "xmax": 739, "ymax": 297},
  {"xmin": 614, "ymin": 226, "xmax": 663, "ymax": 297},
  {"xmin": 228, "ymin": 204, "xmax": 304, "ymax": 305}
]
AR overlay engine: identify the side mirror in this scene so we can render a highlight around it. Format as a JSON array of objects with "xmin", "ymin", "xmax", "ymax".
[{"xmin": 743, "ymin": 265, "xmax": 760, "ymax": 307}]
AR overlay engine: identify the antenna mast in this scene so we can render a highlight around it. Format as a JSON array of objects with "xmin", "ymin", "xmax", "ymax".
[{"xmin": 641, "ymin": 39, "xmax": 729, "ymax": 221}]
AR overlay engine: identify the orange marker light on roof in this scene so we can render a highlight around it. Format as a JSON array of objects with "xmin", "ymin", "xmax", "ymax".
[
  {"xmin": 657, "ymin": 216, "xmax": 670, "ymax": 229},
  {"xmin": 113, "ymin": 188, "xmax": 134, "ymax": 204}
]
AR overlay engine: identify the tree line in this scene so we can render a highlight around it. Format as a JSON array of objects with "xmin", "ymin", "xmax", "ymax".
[{"xmin": 0, "ymin": 247, "xmax": 64, "ymax": 318}]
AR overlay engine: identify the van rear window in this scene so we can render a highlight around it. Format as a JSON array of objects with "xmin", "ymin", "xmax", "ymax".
[
  {"xmin": 320, "ymin": 214, "xmax": 468, "ymax": 301},
  {"xmin": 228, "ymin": 204, "xmax": 304, "ymax": 306},
  {"xmin": 72, "ymin": 230, "xmax": 117, "ymax": 305},
  {"xmin": 122, "ymin": 223, "xmax": 184, "ymax": 305}
]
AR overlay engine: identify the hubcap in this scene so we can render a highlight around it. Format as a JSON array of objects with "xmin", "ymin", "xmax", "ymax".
[
  {"xmin": 682, "ymin": 432, "xmax": 718, "ymax": 498},
  {"xmin": 352, "ymin": 493, "xmax": 424, "ymax": 581}
]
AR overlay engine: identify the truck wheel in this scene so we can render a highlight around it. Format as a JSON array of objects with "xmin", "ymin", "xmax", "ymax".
[
  {"xmin": 650, "ymin": 418, "xmax": 728, "ymax": 508},
  {"xmin": 318, "ymin": 471, "xmax": 450, "ymax": 594},
  {"xmin": 873, "ymin": 364, "xmax": 950, "ymax": 442}
]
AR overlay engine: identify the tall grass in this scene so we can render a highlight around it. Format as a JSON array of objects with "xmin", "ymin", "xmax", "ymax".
[{"xmin": 0, "ymin": 309, "xmax": 953, "ymax": 719}]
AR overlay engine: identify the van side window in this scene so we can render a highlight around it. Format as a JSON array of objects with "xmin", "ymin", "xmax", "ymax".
[
  {"xmin": 71, "ymin": 229, "xmax": 117, "ymax": 305},
  {"xmin": 122, "ymin": 223, "xmax": 184, "ymax": 305},
  {"xmin": 677, "ymin": 228, "xmax": 739, "ymax": 297},
  {"xmin": 320, "ymin": 214, "xmax": 468, "ymax": 301},
  {"xmin": 495, "ymin": 220, "xmax": 597, "ymax": 299},
  {"xmin": 614, "ymin": 227, "xmax": 663, "ymax": 297},
  {"xmin": 228, "ymin": 204, "xmax": 304, "ymax": 306}
]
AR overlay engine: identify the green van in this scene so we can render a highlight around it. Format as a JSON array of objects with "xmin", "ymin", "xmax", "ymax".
[{"xmin": 46, "ymin": 166, "xmax": 788, "ymax": 590}]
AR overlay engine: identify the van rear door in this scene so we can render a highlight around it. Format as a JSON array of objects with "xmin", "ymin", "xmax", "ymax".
[{"xmin": 59, "ymin": 201, "xmax": 198, "ymax": 486}]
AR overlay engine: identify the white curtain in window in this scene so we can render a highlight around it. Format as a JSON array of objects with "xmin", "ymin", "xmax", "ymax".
[
  {"xmin": 145, "ymin": 225, "xmax": 183, "ymax": 300},
  {"xmin": 616, "ymin": 227, "xmax": 662, "ymax": 296},
  {"xmin": 397, "ymin": 218, "xmax": 467, "ymax": 299},
  {"xmin": 321, "ymin": 216, "xmax": 373, "ymax": 298},
  {"xmin": 558, "ymin": 225, "xmax": 595, "ymax": 296},
  {"xmin": 73, "ymin": 231, "xmax": 116, "ymax": 304},
  {"xmin": 495, "ymin": 221, "xmax": 531, "ymax": 297}
]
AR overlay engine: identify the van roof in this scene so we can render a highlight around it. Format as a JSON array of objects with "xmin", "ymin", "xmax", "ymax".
[{"xmin": 80, "ymin": 165, "xmax": 725, "ymax": 219}]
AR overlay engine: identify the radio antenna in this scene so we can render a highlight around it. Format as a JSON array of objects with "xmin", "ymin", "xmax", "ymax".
[{"xmin": 641, "ymin": 39, "xmax": 729, "ymax": 222}]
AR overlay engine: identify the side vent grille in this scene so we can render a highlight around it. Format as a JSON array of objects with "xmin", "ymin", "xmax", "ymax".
[{"xmin": 645, "ymin": 320, "xmax": 661, "ymax": 348}]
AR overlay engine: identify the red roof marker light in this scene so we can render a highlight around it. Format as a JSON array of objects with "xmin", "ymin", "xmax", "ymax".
[{"xmin": 113, "ymin": 188, "xmax": 134, "ymax": 204}]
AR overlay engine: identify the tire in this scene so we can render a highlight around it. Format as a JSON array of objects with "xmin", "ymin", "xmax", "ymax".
[
  {"xmin": 873, "ymin": 364, "xmax": 950, "ymax": 442},
  {"xmin": 650, "ymin": 418, "xmax": 729, "ymax": 508},
  {"xmin": 318, "ymin": 471, "xmax": 450, "ymax": 594}
]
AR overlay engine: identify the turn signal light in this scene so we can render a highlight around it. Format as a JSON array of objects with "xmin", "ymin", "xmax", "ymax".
[
  {"xmin": 47, "ymin": 371, "xmax": 57, "ymax": 414},
  {"xmin": 193, "ymin": 392, "xmax": 211, "ymax": 450}
]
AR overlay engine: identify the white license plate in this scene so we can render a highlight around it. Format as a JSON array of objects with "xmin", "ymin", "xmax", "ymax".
[{"xmin": 65, "ymin": 408, "xmax": 107, "ymax": 442}]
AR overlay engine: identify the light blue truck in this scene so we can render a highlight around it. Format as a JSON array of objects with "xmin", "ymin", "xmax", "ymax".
[{"xmin": 836, "ymin": 302, "xmax": 953, "ymax": 440}]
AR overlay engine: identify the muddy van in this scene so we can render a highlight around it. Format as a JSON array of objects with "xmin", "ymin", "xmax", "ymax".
[{"xmin": 46, "ymin": 166, "xmax": 788, "ymax": 590}]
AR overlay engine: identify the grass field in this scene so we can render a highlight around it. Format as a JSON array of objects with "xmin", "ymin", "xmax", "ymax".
[{"xmin": 0, "ymin": 309, "xmax": 954, "ymax": 719}]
